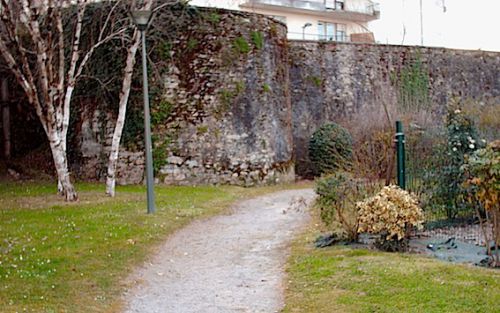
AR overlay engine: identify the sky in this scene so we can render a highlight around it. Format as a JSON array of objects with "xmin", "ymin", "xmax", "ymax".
[{"xmin": 369, "ymin": 0, "xmax": 500, "ymax": 51}]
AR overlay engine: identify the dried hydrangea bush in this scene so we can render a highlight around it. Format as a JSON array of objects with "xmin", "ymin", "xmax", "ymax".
[{"xmin": 357, "ymin": 185, "xmax": 424, "ymax": 251}]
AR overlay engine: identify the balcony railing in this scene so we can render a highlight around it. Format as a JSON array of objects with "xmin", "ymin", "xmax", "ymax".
[
  {"xmin": 288, "ymin": 31, "xmax": 349, "ymax": 41},
  {"xmin": 289, "ymin": 31, "xmax": 375, "ymax": 43},
  {"xmin": 242, "ymin": 0, "xmax": 380, "ymax": 17}
]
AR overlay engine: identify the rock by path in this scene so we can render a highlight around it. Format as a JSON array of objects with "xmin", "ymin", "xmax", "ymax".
[{"xmin": 123, "ymin": 189, "xmax": 315, "ymax": 313}]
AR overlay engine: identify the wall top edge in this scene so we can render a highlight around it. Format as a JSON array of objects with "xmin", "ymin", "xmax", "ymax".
[{"xmin": 288, "ymin": 40, "xmax": 500, "ymax": 55}]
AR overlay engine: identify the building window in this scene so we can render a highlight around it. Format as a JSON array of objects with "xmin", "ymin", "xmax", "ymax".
[
  {"xmin": 335, "ymin": 0, "xmax": 345, "ymax": 10},
  {"xmin": 318, "ymin": 21, "xmax": 347, "ymax": 41},
  {"xmin": 325, "ymin": 0, "xmax": 345, "ymax": 10},
  {"xmin": 318, "ymin": 21, "xmax": 332, "ymax": 41},
  {"xmin": 336, "ymin": 23, "xmax": 347, "ymax": 41}
]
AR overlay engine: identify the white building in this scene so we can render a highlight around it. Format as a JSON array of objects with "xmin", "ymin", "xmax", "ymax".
[{"xmin": 189, "ymin": 0, "xmax": 380, "ymax": 42}]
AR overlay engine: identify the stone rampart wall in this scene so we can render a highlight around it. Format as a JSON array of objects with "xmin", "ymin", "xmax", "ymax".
[{"xmin": 289, "ymin": 41, "xmax": 500, "ymax": 176}]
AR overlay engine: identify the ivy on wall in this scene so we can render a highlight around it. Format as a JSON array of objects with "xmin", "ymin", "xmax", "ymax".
[
  {"xmin": 392, "ymin": 52, "xmax": 430, "ymax": 111},
  {"xmin": 36, "ymin": 2, "xmax": 284, "ymax": 180},
  {"xmin": 251, "ymin": 31, "xmax": 264, "ymax": 50}
]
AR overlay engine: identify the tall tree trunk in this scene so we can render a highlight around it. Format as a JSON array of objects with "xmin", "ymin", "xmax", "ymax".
[
  {"xmin": 1, "ymin": 79, "xmax": 10, "ymax": 159},
  {"xmin": 105, "ymin": 0, "xmax": 153, "ymax": 196},
  {"xmin": 105, "ymin": 29, "xmax": 141, "ymax": 197},
  {"xmin": 48, "ymin": 127, "xmax": 78, "ymax": 201},
  {"xmin": 57, "ymin": 84, "xmax": 75, "ymax": 194}
]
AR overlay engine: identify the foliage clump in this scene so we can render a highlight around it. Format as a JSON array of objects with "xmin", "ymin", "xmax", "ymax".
[
  {"xmin": 251, "ymin": 31, "xmax": 264, "ymax": 49},
  {"xmin": 307, "ymin": 75, "xmax": 322, "ymax": 87},
  {"xmin": 395, "ymin": 54, "xmax": 430, "ymax": 111},
  {"xmin": 151, "ymin": 100, "xmax": 173, "ymax": 126},
  {"xmin": 309, "ymin": 123, "xmax": 353, "ymax": 176},
  {"xmin": 204, "ymin": 12, "xmax": 221, "ymax": 24},
  {"xmin": 426, "ymin": 101, "xmax": 484, "ymax": 218},
  {"xmin": 465, "ymin": 140, "xmax": 500, "ymax": 209},
  {"xmin": 357, "ymin": 185, "xmax": 424, "ymax": 251},
  {"xmin": 315, "ymin": 172, "xmax": 377, "ymax": 242},
  {"xmin": 233, "ymin": 36, "xmax": 250, "ymax": 54},
  {"xmin": 463, "ymin": 140, "xmax": 500, "ymax": 267}
]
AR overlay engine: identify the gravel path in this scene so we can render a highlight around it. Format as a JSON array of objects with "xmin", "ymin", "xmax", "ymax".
[{"xmin": 123, "ymin": 189, "xmax": 315, "ymax": 313}]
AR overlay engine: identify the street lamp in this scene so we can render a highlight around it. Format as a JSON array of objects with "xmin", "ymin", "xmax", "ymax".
[
  {"xmin": 131, "ymin": 5, "xmax": 156, "ymax": 214},
  {"xmin": 302, "ymin": 22, "xmax": 312, "ymax": 40}
]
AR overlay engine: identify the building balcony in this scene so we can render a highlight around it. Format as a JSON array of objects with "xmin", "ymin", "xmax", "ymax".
[
  {"xmin": 241, "ymin": 0, "xmax": 380, "ymax": 23},
  {"xmin": 289, "ymin": 30, "xmax": 375, "ymax": 43}
]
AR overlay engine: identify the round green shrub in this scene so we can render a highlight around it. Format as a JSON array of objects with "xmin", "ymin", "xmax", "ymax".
[{"xmin": 309, "ymin": 123, "xmax": 353, "ymax": 176}]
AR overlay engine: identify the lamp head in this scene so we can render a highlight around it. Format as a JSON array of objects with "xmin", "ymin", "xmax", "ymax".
[
  {"xmin": 131, "ymin": 9, "xmax": 152, "ymax": 31},
  {"xmin": 303, "ymin": 22, "xmax": 312, "ymax": 29}
]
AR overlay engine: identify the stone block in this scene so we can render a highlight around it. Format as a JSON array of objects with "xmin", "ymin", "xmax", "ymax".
[{"xmin": 167, "ymin": 156, "xmax": 184, "ymax": 165}]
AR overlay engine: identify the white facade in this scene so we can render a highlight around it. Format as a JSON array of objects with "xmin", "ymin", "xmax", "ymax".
[{"xmin": 189, "ymin": 0, "xmax": 379, "ymax": 41}]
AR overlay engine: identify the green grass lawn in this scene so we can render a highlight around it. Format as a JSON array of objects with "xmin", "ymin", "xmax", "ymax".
[
  {"xmin": 283, "ymin": 226, "xmax": 500, "ymax": 313},
  {"xmin": 0, "ymin": 181, "xmax": 301, "ymax": 312}
]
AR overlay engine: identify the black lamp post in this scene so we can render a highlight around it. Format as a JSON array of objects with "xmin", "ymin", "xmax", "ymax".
[{"xmin": 131, "ymin": 5, "xmax": 156, "ymax": 214}]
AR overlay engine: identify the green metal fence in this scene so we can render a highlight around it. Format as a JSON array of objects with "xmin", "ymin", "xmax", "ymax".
[{"xmin": 401, "ymin": 121, "xmax": 478, "ymax": 232}]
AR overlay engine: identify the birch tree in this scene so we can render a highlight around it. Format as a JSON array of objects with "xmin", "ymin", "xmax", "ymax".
[
  {"xmin": 105, "ymin": 27, "xmax": 142, "ymax": 197},
  {"xmin": 105, "ymin": 0, "xmax": 182, "ymax": 196},
  {"xmin": 0, "ymin": 0, "xmax": 125, "ymax": 200}
]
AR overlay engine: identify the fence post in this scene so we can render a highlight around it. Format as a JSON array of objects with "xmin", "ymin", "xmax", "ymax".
[{"xmin": 395, "ymin": 121, "xmax": 406, "ymax": 189}]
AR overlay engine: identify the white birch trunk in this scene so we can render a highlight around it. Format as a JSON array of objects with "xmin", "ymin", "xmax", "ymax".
[
  {"xmin": 1, "ymin": 0, "xmax": 138, "ymax": 200},
  {"xmin": 47, "ymin": 126, "xmax": 78, "ymax": 201},
  {"xmin": 19, "ymin": 0, "xmax": 79, "ymax": 200},
  {"xmin": 105, "ymin": 0, "xmax": 153, "ymax": 196},
  {"xmin": 58, "ymin": 84, "xmax": 74, "ymax": 194},
  {"xmin": 105, "ymin": 29, "xmax": 141, "ymax": 196}
]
